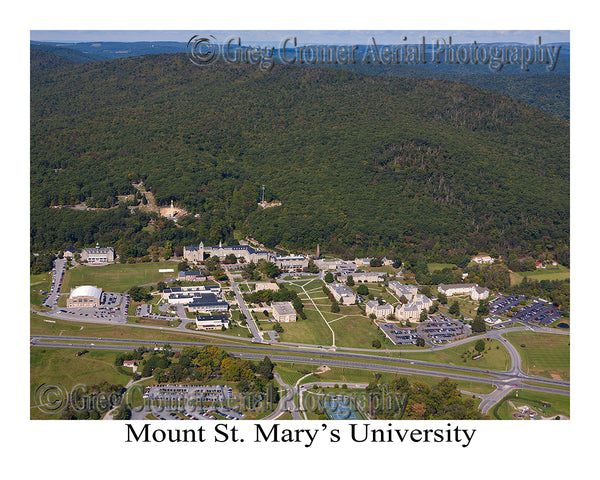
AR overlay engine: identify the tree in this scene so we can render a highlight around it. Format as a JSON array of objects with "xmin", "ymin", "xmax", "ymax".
[
  {"xmin": 157, "ymin": 281, "xmax": 167, "ymax": 291},
  {"xmin": 346, "ymin": 275, "xmax": 355, "ymax": 286},
  {"xmin": 392, "ymin": 255, "xmax": 402, "ymax": 269},
  {"xmin": 129, "ymin": 285, "xmax": 150, "ymax": 302},
  {"xmin": 448, "ymin": 301, "xmax": 460, "ymax": 316},
  {"xmin": 257, "ymin": 356, "xmax": 274, "ymax": 380},
  {"xmin": 419, "ymin": 309, "xmax": 428, "ymax": 322},
  {"xmin": 477, "ymin": 300, "xmax": 490, "ymax": 316},
  {"xmin": 331, "ymin": 301, "xmax": 340, "ymax": 313},
  {"xmin": 471, "ymin": 315, "xmax": 487, "ymax": 333},
  {"xmin": 372, "ymin": 339, "xmax": 381, "ymax": 349},
  {"xmin": 416, "ymin": 337, "xmax": 426, "ymax": 347},
  {"xmin": 324, "ymin": 272, "xmax": 334, "ymax": 283},
  {"xmin": 259, "ymin": 260, "xmax": 280, "ymax": 279},
  {"xmin": 305, "ymin": 260, "xmax": 319, "ymax": 273},
  {"xmin": 357, "ymin": 284, "xmax": 369, "ymax": 296},
  {"xmin": 223, "ymin": 253, "xmax": 238, "ymax": 264},
  {"xmin": 438, "ymin": 292, "xmax": 448, "ymax": 304},
  {"xmin": 370, "ymin": 258, "xmax": 382, "ymax": 267},
  {"xmin": 474, "ymin": 339, "xmax": 486, "ymax": 353},
  {"xmin": 273, "ymin": 322, "xmax": 284, "ymax": 333}
]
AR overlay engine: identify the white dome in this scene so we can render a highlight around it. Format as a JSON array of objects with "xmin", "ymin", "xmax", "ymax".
[{"xmin": 70, "ymin": 285, "xmax": 102, "ymax": 299}]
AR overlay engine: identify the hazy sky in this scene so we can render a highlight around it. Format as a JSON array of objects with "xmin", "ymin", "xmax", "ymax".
[{"xmin": 30, "ymin": 30, "xmax": 569, "ymax": 44}]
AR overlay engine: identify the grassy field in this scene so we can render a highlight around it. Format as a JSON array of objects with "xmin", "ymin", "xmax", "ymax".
[
  {"xmin": 126, "ymin": 317, "xmax": 181, "ymax": 328},
  {"xmin": 30, "ymin": 347, "xmax": 132, "ymax": 419},
  {"xmin": 286, "ymin": 364, "xmax": 496, "ymax": 395},
  {"xmin": 277, "ymin": 307, "xmax": 333, "ymax": 345},
  {"xmin": 438, "ymin": 295, "xmax": 479, "ymax": 319},
  {"xmin": 491, "ymin": 389, "xmax": 570, "ymax": 419},
  {"xmin": 329, "ymin": 311, "xmax": 384, "ymax": 349},
  {"xmin": 503, "ymin": 331, "xmax": 570, "ymax": 380},
  {"xmin": 400, "ymin": 338, "xmax": 511, "ymax": 371},
  {"xmin": 30, "ymin": 311, "xmax": 250, "ymax": 346},
  {"xmin": 30, "ymin": 272, "xmax": 52, "ymax": 311},
  {"xmin": 428, "ymin": 263, "xmax": 457, "ymax": 273},
  {"xmin": 510, "ymin": 264, "xmax": 570, "ymax": 285},
  {"xmin": 61, "ymin": 261, "xmax": 177, "ymax": 293}
]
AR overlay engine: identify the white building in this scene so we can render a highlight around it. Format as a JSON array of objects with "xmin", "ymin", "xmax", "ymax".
[
  {"xmin": 388, "ymin": 281, "xmax": 418, "ymax": 300},
  {"xmin": 394, "ymin": 294, "xmax": 432, "ymax": 321},
  {"xmin": 472, "ymin": 255, "xmax": 494, "ymax": 264},
  {"xmin": 183, "ymin": 241, "xmax": 272, "ymax": 264},
  {"xmin": 195, "ymin": 315, "xmax": 231, "ymax": 330},
  {"xmin": 273, "ymin": 255, "xmax": 309, "ymax": 272},
  {"xmin": 365, "ymin": 301, "xmax": 393, "ymax": 319},
  {"xmin": 438, "ymin": 283, "xmax": 489, "ymax": 301},
  {"xmin": 272, "ymin": 302, "xmax": 297, "ymax": 322},
  {"xmin": 67, "ymin": 285, "xmax": 102, "ymax": 308},
  {"xmin": 81, "ymin": 244, "xmax": 115, "ymax": 263},
  {"xmin": 351, "ymin": 272, "xmax": 385, "ymax": 283},
  {"xmin": 328, "ymin": 283, "xmax": 357, "ymax": 305}
]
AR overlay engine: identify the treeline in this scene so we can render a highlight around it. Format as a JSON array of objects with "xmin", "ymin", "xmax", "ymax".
[
  {"xmin": 365, "ymin": 376, "xmax": 484, "ymax": 420},
  {"xmin": 134, "ymin": 345, "xmax": 278, "ymax": 396}
]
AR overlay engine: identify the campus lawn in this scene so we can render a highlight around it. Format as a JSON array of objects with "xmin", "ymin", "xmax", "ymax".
[
  {"xmin": 277, "ymin": 307, "xmax": 333, "ymax": 346},
  {"xmin": 400, "ymin": 338, "xmax": 511, "ymax": 371},
  {"xmin": 492, "ymin": 389, "xmax": 570, "ymax": 419},
  {"xmin": 61, "ymin": 261, "xmax": 178, "ymax": 293},
  {"xmin": 438, "ymin": 295, "xmax": 479, "ymax": 319},
  {"xmin": 30, "ymin": 272, "xmax": 52, "ymax": 311},
  {"xmin": 328, "ymin": 312, "xmax": 384, "ymax": 349},
  {"xmin": 30, "ymin": 347, "xmax": 132, "ymax": 419},
  {"xmin": 126, "ymin": 317, "xmax": 181, "ymax": 328},
  {"xmin": 503, "ymin": 331, "xmax": 570, "ymax": 380}
]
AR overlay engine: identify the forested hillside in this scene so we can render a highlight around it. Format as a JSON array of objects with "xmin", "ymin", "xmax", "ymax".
[{"xmin": 31, "ymin": 52, "xmax": 569, "ymax": 261}]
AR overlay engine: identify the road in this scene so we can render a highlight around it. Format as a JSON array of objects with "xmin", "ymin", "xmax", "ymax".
[
  {"xmin": 31, "ymin": 335, "xmax": 569, "ymax": 413},
  {"xmin": 227, "ymin": 271, "xmax": 262, "ymax": 342}
]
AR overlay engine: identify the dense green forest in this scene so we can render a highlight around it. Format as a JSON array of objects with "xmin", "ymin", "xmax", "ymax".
[
  {"xmin": 31, "ymin": 51, "xmax": 569, "ymax": 262},
  {"xmin": 327, "ymin": 63, "xmax": 570, "ymax": 119}
]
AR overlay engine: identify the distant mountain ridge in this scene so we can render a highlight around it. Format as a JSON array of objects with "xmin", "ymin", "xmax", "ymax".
[{"xmin": 30, "ymin": 40, "xmax": 570, "ymax": 119}]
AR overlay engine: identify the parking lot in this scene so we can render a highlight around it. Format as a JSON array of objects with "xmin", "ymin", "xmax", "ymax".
[
  {"xmin": 489, "ymin": 294, "xmax": 562, "ymax": 326},
  {"xmin": 136, "ymin": 303, "xmax": 177, "ymax": 321},
  {"xmin": 377, "ymin": 323, "xmax": 420, "ymax": 345},
  {"xmin": 489, "ymin": 294, "xmax": 527, "ymax": 314},
  {"xmin": 137, "ymin": 384, "xmax": 244, "ymax": 420},
  {"xmin": 419, "ymin": 319, "xmax": 467, "ymax": 344},
  {"xmin": 514, "ymin": 300, "xmax": 562, "ymax": 326},
  {"xmin": 42, "ymin": 258, "xmax": 66, "ymax": 308}
]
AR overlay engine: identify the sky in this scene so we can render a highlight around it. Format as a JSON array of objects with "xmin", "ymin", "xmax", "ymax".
[{"xmin": 30, "ymin": 30, "xmax": 570, "ymax": 45}]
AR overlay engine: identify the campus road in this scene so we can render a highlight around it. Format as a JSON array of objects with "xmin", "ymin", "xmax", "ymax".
[
  {"xmin": 227, "ymin": 271, "xmax": 262, "ymax": 342},
  {"xmin": 264, "ymin": 372, "xmax": 303, "ymax": 420}
]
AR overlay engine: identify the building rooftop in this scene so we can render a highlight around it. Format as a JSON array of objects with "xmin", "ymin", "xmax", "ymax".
[
  {"xmin": 70, "ymin": 285, "xmax": 102, "ymax": 299},
  {"xmin": 272, "ymin": 301, "xmax": 296, "ymax": 316}
]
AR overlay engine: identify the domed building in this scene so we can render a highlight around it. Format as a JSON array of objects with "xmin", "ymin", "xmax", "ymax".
[{"xmin": 67, "ymin": 285, "xmax": 102, "ymax": 308}]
